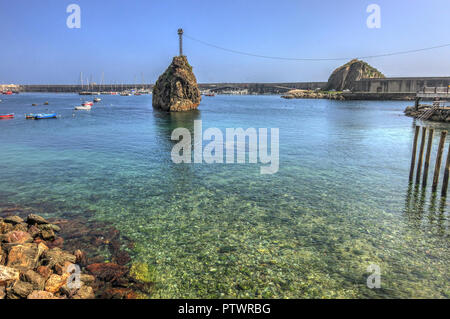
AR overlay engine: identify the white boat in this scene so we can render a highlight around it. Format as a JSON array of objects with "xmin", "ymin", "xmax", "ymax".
[
  {"xmin": 74, "ymin": 105, "xmax": 92, "ymax": 110},
  {"xmin": 93, "ymin": 97, "xmax": 101, "ymax": 102}
]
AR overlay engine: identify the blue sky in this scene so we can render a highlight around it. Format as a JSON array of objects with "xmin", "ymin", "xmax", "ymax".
[{"xmin": 1, "ymin": 0, "xmax": 450, "ymax": 84}]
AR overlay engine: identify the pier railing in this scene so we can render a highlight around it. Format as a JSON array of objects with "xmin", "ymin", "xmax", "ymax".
[
  {"xmin": 419, "ymin": 87, "xmax": 450, "ymax": 94},
  {"xmin": 416, "ymin": 87, "xmax": 450, "ymax": 101}
]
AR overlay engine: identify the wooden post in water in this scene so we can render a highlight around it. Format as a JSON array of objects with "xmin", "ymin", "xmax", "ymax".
[
  {"xmin": 441, "ymin": 143, "xmax": 450, "ymax": 197},
  {"xmin": 409, "ymin": 126, "xmax": 420, "ymax": 182},
  {"xmin": 432, "ymin": 131, "xmax": 447, "ymax": 192},
  {"xmin": 422, "ymin": 128, "xmax": 434, "ymax": 187},
  {"xmin": 415, "ymin": 127, "xmax": 427, "ymax": 184}
]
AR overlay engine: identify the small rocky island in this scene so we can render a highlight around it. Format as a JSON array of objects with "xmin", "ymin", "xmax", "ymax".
[
  {"xmin": 282, "ymin": 59, "xmax": 385, "ymax": 100},
  {"xmin": 282, "ymin": 89, "xmax": 344, "ymax": 100},
  {"xmin": 326, "ymin": 59, "xmax": 385, "ymax": 91},
  {"xmin": 152, "ymin": 56, "xmax": 201, "ymax": 112}
]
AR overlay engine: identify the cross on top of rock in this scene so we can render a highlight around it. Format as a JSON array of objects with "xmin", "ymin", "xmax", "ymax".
[{"xmin": 178, "ymin": 28, "xmax": 184, "ymax": 56}]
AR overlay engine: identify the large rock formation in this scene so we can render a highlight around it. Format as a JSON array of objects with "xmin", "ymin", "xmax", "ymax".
[
  {"xmin": 326, "ymin": 59, "xmax": 385, "ymax": 91},
  {"xmin": 152, "ymin": 56, "xmax": 201, "ymax": 112}
]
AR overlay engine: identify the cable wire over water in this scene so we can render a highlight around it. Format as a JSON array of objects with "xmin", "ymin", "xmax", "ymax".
[{"xmin": 184, "ymin": 34, "xmax": 450, "ymax": 61}]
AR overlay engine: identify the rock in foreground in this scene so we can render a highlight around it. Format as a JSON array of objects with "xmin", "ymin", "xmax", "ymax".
[
  {"xmin": 152, "ymin": 56, "xmax": 201, "ymax": 112},
  {"xmin": 0, "ymin": 213, "xmax": 147, "ymax": 299}
]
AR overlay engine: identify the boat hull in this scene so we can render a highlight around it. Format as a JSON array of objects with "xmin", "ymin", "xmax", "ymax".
[{"xmin": 34, "ymin": 113, "xmax": 57, "ymax": 119}]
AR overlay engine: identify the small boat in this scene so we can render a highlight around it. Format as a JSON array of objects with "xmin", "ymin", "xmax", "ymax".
[
  {"xmin": 0, "ymin": 113, "xmax": 14, "ymax": 119},
  {"xmin": 2, "ymin": 91, "xmax": 13, "ymax": 95},
  {"xmin": 74, "ymin": 105, "xmax": 91, "ymax": 110},
  {"xmin": 32, "ymin": 103, "xmax": 38, "ymax": 106},
  {"xmin": 44, "ymin": 101, "xmax": 49, "ymax": 105},
  {"xmin": 26, "ymin": 113, "xmax": 37, "ymax": 119},
  {"xmin": 34, "ymin": 113, "xmax": 57, "ymax": 119},
  {"xmin": 204, "ymin": 93, "xmax": 216, "ymax": 97},
  {"xmin": 82, "ymin": 101, "xmax": 94, "ymax": 106},
  {"xmin": 93, "ymin": 97, "xmax": 101, "ymax": 102}
]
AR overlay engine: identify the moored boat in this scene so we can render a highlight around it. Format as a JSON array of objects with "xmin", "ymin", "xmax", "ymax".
[
  {"xmin": 34, "ymin": 113, "xmax": 57, "ymax": 119},
  {"xmin": 82, "ymin": 101, "xmax": 94, "ymax": 106},
  {"xmin": 0, "ymin": 113, "xmax": 14, "ymax": 119},
  {"xmin": 75, "ymin": 105, "xmax": 91, "ymax": 110},
  {"xmin": 93, "ymin": 97, "xmax": 101, "ymax": 102}
]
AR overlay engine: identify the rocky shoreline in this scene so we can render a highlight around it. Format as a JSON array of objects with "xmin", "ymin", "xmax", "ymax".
[
  {"xmin": 404, "ymin": 104, "xmax": 450, "ymax": 122},
  {"xmin": 281, "ymin": 89, "xmax": 345, "ymax": 100},
  {"xmin": 0, "ymin": 208, "xmax": 153, "ymax": 299}
]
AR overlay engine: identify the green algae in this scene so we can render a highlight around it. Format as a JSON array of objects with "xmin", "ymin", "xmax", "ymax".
[{"xmin": 129, "ymin": 261, "xmax": 157, "ymax": 284}]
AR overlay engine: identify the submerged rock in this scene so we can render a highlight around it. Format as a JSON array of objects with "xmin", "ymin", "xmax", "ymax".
[
  {"xmin": 0, "ymin": 265, "xmax": 20, "ymax": 285},
  {"xmin": 27, "ymin": 290, "xmax": 57, "ymax": 299},
  {"xmin": 10, "ymin": 281, "xmax": 34, "ymax": 298},
  {"xmin": 3, "ymin": 216, "xmax": 24, "ymax": 225},
  {"xmin": 22, "ymin": 269, "xmax": 46, "ymax": 290},
  {"xmin": 72, "ymin": 285, "xmax": 95, "ymax": 299},
  {"xmin": 6, "ymin": 243, "xmax": 47, "ymax": 270},
  {"xmin": 44, "ymin": 274, "xmax": 69, "ymax": 293},
  {"xmin": 152, "ymin": 56, "xmax": 201, "ymax": 112},
  {"xmin": 2, "ymin": 230, "xmax": 33, "ymax": 244},
  {"xmin": 326, "ymin": 59, "xmax": 385, "ymax": 91},
  {"xmin": 86, "ymin": 263, "xmax": 128, "ymax": 283},
  {"xmin": 27, "ymin": 214, "xmax": 50, "ymax": 225}
]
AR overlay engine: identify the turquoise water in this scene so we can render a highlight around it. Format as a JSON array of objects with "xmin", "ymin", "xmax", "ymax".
[{"xmin": 0, "ymin": 93, "xmax": 448, "ymax": 298}]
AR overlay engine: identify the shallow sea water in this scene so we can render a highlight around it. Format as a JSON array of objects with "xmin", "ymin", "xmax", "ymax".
[{"xmin": 0, "ymin": 93, "xmax": 448, "ymax": 298}]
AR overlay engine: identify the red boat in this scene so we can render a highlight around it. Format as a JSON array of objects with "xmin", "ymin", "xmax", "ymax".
[
  {"xmin": 82, "ymin": 101, "xmax": 94, "ymax": 106},
  {"xmin": 2, "ymin": 91, "xmax": 13, "ymax": 95},
  {"xmin": 0, "ymin": 114, "xmax": 14, "ymax": 119}
]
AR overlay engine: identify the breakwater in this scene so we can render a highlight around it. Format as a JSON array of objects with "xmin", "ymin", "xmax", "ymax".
[
  {"xmin": 352, "ymin": 77, "xmax": 450, "ymax": 95},
  {"xmin": 7, "ymin": 77, "xmax": 450, "ymax": 99},
  {"xmin": 15, "ymin": 82, "xmax": 327, "ymax": 95}
]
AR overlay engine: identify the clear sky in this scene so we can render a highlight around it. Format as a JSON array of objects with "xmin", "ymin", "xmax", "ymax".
[{"xmin": 1, "ymin": 0, "xmax": 450, "ymax": 84}]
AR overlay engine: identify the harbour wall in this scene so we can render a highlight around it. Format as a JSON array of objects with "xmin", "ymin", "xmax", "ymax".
[
  {"xmin": 17, "ymin": 82, "xmax": 328, "ymax": 94},
  {"xmin": 352, "ymin": 77, "xmax": 450, "ymax": 93},
  {"xmin": 6, "ymin": 77, "xmax": 450, "ymax": 98}
]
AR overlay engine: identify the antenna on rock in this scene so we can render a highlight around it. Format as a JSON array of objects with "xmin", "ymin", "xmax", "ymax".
[{"xmin": 178, "ymin": 28, "xmax": 184, "ymax": 56}]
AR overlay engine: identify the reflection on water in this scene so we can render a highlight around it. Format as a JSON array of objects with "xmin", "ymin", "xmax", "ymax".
[
  {"xmin": 403, "ymin": 183, "xmax": 448, "ymax": 237},
  {"xmin": 0, "ymin": 93, "xmax": 448, "ymax": 298}
]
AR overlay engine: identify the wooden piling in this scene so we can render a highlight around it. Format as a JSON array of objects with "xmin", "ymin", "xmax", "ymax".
[
  {"xmin": 422, "ymin": 128, "xmax": 434, "ymax": 187},
  {"xmin": 441, "ymin": 143, "xmax": 450, "ymax": 197},
  {"xmin": 415, "ymin": 127, "xmax": 427, "ymax": 184},
  {"xmin": 409, "ymin": 126, "xmax": 420, "ymax": 182},
  {"xmin": 432, "ymin": 131, "xmax": 447, "ymax": 192},
  {"xmin": 414, "ymin": 97, "xmax": 421, "ymax": 111}
]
